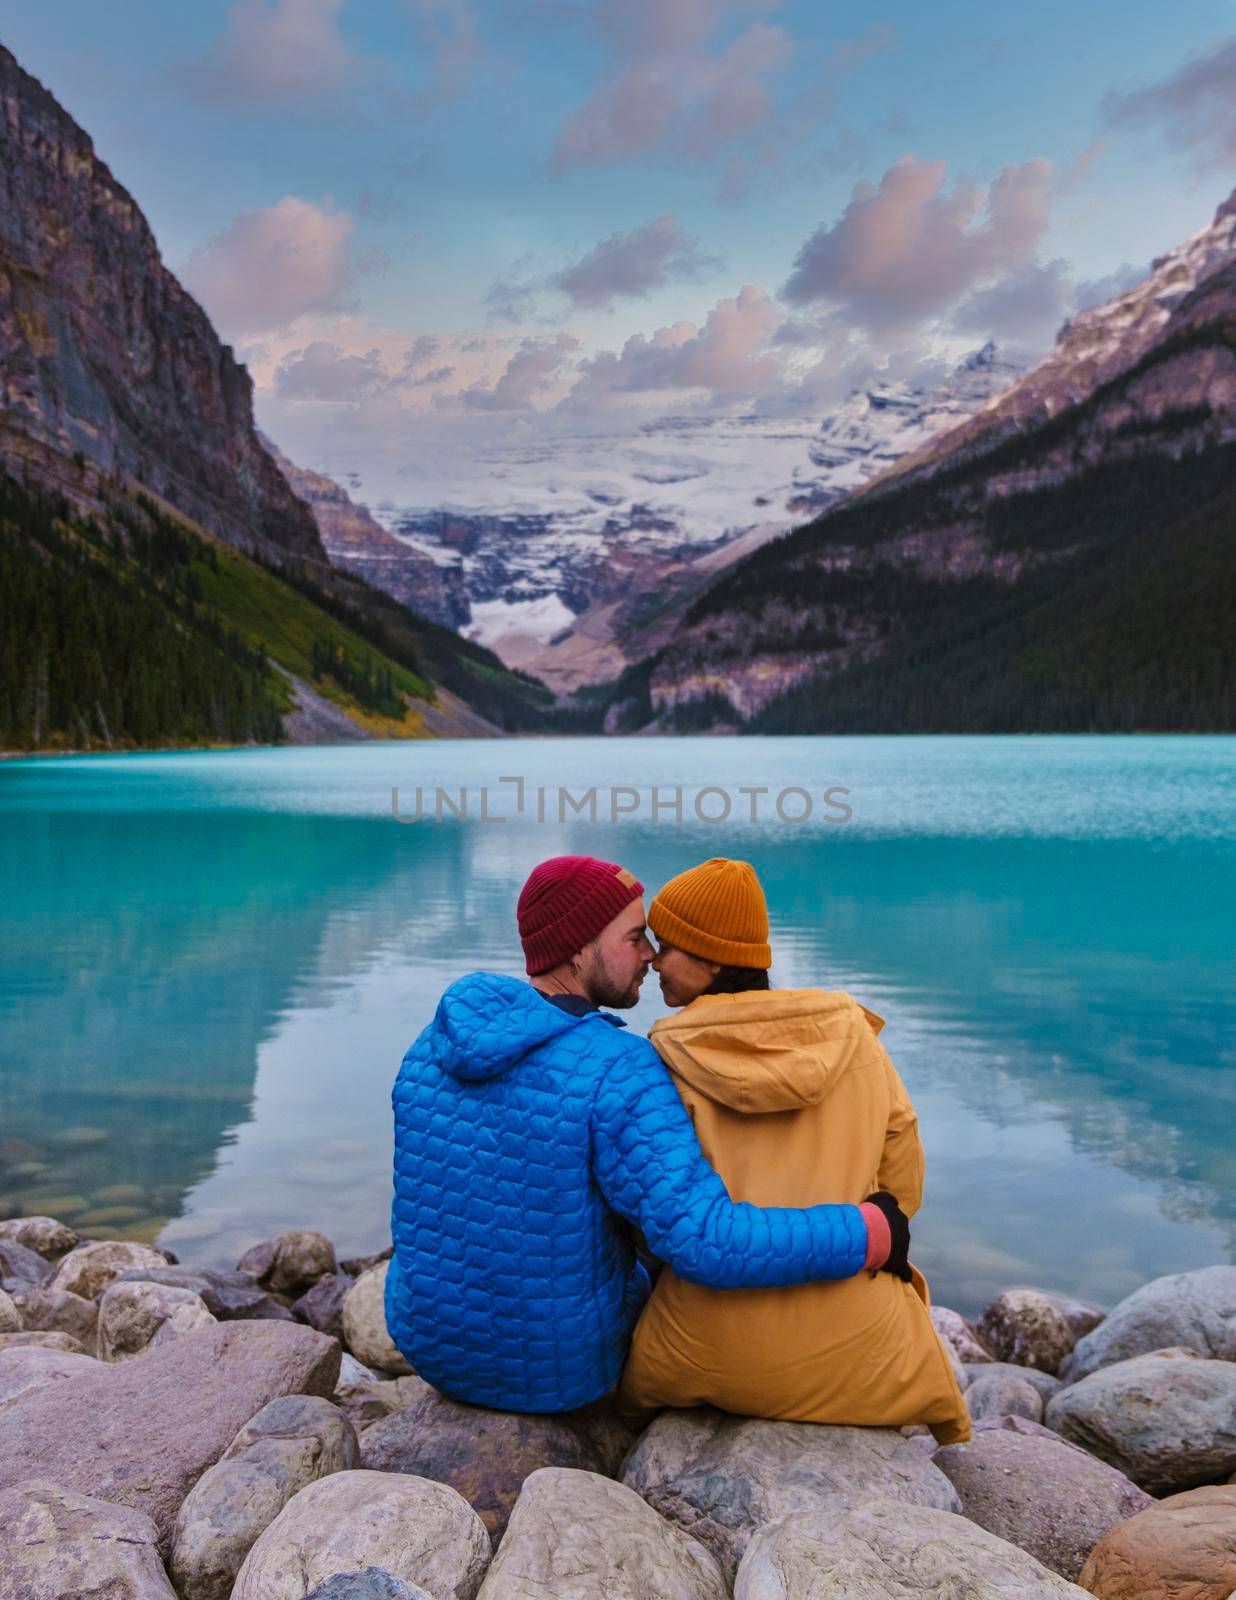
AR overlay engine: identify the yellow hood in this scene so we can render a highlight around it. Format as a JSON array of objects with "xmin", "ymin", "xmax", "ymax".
[{"xmin": 648, "ymin": 988, "xmax": 885, "ymax": 1114}]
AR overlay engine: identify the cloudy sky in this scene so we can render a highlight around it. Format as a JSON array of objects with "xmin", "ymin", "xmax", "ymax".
[{"xmin": 8, "ymin": 1, "xmax": 1236, "ymax": 504}]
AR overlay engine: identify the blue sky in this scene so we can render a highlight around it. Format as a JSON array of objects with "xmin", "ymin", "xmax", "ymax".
[{"xmin": 6, "ymin": 1, "xmax": 1236, "ymax": 494}]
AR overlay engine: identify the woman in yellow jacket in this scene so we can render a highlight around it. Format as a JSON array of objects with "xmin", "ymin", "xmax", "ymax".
[{"xmin": 618, "ymin": 856, "xmax": 971, "ymax": 1446}]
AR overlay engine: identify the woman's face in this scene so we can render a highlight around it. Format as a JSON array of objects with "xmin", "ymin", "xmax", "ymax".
[{"xmin": 651, "ymin": 938, "xmax": 720, "ymax": 1007}]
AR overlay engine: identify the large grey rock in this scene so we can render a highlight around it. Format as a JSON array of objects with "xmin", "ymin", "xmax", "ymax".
[
  {"xmin": 46, "ymin": 1238, "xmax": 167, "ymax": 1299},
  {"xmin": 170, "ymin": 1394, "xmax": 359, "ymax": 1600},
  {"xmin": 231, "ymin": 1470, "xmax": 491, "ymax": 1600},
  {"xmin": 12, "ymin": 1281, "xmax": 99, "ymax": 1346},
  {"xmin": 621, "ymin": 1406, "xmax": 960, "ymax": 1579},
  {"xmin": 1077, "ymin": 1483, "xmax": 1236, "ymax": 1600},
  {"xmin": 977, "ymin": 1288, "xmax": 1079, "ymax": 1374},
  {"xmin": 934, "ymin": 1419, "xmax": 1151, "ymax": 1580},
  {"xmin": 361, "ymin": 1386, "xmax": 613, "ymax": 1542},
  {"xmin": 0, "ymin": 1215, "xmax": 79, "ymax": 1258},
  {"xmin": 117, "ymin": 1264, "xmax": 295, "ymax": 1321},
  {"xmin": 295, "ymin": 1271, "xmax": 352, "ymax": 1340},
  {"xmin": 1045, "ymin": 1347, "xmax": 1236, "ymax": 1493},
  {"xmin": 477, "ymin": 1467, "xmax": 727, "ymax": 1600},
  {"xmin": 0, "ymin": 1287, "xmax": 19, "ymax": 1332},
  {"xmin": 97, "ymin": 1279, "xmax": 217, "ymax": 1360},
  {"xmin": 342, "ymin": 1260, "xmax": 412, "ymax": 1375},
  {"xmin": 0, "ymin": 1235, "xmax": 52, "ymax": 1288},
  {"xmin": 962, "ymin": 1361, "xmax": 1063, "ymax": 1401},
  {"xmin": 1041, "ymin": 1290, "xmax": 1106, "ymax": 1343},
  {"xmin": 0, "ymin": 1344, "xmax": 98, "ymax": 1405},
  {"xmin": 0, "ymin": 1329, "xmax": 87, "ymax": 1353},
  {"xmin": 0, "ymin": 1479, "xmax": 177, "ymax": 1599},
  {"xmin": 1065, "ymin": 1265, "xmax": 1236, "ymax": 1380},
  {"xmin": 734, "ymin": 1498, "xmax": 1091, "ymax": 1598},
  {"xmin": 237, "ymin": 1228, "xmax": 337, "ymax": 1296},
  {"xmin": 931, "ymin": 1305, "xmax": 994, "ymax": 1365},
  {"xmin": 303, "ymin": 1575, "xmax": 429, "ymax": 1600},
  {"xmin": 335, "ymin": 1371, "xmax": 431, "ymax": 1434},
  {"xmin": 0, "ymin": 1319, "xmax": 341, "ymax": 1548},
  {"xmin": 964, "ymin": 1368, "xmax": 1045, "ymax": 1424}
]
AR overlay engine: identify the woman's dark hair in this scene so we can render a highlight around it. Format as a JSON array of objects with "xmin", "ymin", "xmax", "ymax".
[{"xmin": 703, "ymin": 964, "xmax": 770, "ymax": 995}]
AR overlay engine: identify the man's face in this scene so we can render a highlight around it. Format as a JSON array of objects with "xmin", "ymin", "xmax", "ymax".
[{"xmin": 576, "ymin": 897, "xmax": 655, "ymax": 1009}]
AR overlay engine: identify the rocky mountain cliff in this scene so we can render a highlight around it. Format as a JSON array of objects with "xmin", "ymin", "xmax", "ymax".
[
  {"xmin": 0, "ymin": 47, "xmax": 324, "ymax": 561},
  {"xmin": 261, "ymin": 437, "xmax": 468, "ymax": 630},
  {"xmin": 0, "ymin": 45, "xmax": 557, "ymax": 749},
  {"xmin": 614, "ymin": 190, "xmax": 1236, "ymax": 734}
]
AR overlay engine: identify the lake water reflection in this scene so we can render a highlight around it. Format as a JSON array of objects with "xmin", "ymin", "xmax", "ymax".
[{"xmin": 3, "ymin": 735, "xmax": 1233, "ymax": 1315}]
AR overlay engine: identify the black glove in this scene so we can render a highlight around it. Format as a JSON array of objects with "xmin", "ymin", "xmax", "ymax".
[{"xmin": 863, "ymin": 1190, "xmax": 913, "ymax": 1282}]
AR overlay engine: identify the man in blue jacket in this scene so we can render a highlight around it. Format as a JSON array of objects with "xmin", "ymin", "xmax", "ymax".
[{"xmin": 386, "ymin": 853, "xmax": 903, "ymax": 1413}]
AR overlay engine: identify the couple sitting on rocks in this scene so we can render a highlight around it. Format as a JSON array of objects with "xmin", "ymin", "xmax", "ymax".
[{"xmin": 386, "ymin": 853, "xmax": 971, "ymax": 1446}]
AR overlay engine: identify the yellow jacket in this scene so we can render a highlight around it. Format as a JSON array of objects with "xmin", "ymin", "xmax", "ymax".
[{"xmin": 618, "ymin": 988, "xmax": 971, "ymax": 1445}]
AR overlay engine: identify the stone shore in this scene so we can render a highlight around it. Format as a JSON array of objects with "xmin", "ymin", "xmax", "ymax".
[{"xmin": 2, "ymin": 1217, "xmax": 1235, "ymax": 1599}]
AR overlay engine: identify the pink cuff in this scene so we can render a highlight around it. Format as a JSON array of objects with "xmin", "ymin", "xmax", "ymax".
[{"xmin": 858, "ymin": 1202, "xmax": 891, "ymax": 1271}]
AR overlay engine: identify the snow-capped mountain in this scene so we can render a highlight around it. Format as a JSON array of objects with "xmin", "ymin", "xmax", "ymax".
[
  {"xmin": 889, "ymin": 193, "xmax": 1236, "ymax": 483},
  {"xmin": 362, "ymin": 342, "xmax": 1023, "ymax": 689}
]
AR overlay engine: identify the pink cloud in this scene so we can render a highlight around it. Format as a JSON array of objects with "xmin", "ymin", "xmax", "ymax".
[
  {"xmin": 566, "ymin": 284, "xmax": 782, "ymax": 405},
  {"xmin": 554, "ymin": 215, "xmax": 717, "ymax": 310},
  {"xmin": 782, "ymin": 156, "xmax": 1053, "ymax": 331},
  {"xmin": 463, "ymin": 334, "xmax": 582, "ymax": 410},
  {"xmin": 1104, "ymin": 34, "xmax": 1236, "ymax": 170},
  {"xmin": 184, "ymin": 0, "xmax": 362, "ymax": 107},
  {"xmin": 183, "ymin": 197, "xmax": 354, "ymax": 339},
  {"xmin": 552, "ymin": 1, "xmax": 792, "ymax": 171}
]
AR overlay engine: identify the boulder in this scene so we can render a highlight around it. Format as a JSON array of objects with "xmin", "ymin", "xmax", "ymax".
[
  {"xmin": 117, "ymin": 1264, "xmax": 295, "ymax": 1321},
  {"xmin": 303, "ymin": 1575, "xmax": 430, "ymax": 1600},
  {"xmin": 965, "ymin": 1369, "xmax": 1045, "ymax": 1424},
  {"xmin": 12, "ymin": 1282, "xmax": 99, "ymax": 1345},
  {"xmin": 1065, "ymin": 1266, "xmax": 1236, "ymax": 1381},
  {"xmin": 360, "ymin": 1385, "xmax": 611, "ymax": 1541},
  {"xmin": 0, "ymin": 1287, "xmax": 19, "ymax": 1332},
  {"xmin": 931, "ymin": 1305, "xmax": 994, "ymax": 1365},
  {"xmin": 734, "ymin": 1498, "xmax": 1091, "ymax": 1598},
  {"xmin": 296, "ymin": 1271, "xmax": 352, "ymax": 1340},
  {"xmin": 342, "ymin": 1260, "xmax": 412, "ymax": 1375},
  {"xmin": 46, "ymin": 1239, "xmax": 167, "ymax": 1300},
  {"xmin": 0, "ymin": 1345, "xmax": 98, "ymax": 1405},
  {"xmin": 977, "ymin": 1288, "xmax": 1079, "ymax": 1373},
  {"xmin": 963, "ymin": 1361, "xmax": 1063, "ymax": 1401},
  {"xmin": 477, "ymin": 1467, "xmax": 727, "ymax": 1600},
  {"xmin": 237, "ymin": 1228, "xmax": 337, "ymax": 1296},
  {"xmin": 1042, "ymin": 1290, "xmax": 1106, "ymax": 1343},
  {"xmin": 97, "ymin": 1279, "xmax": 217, "ymax": 1360},
  {"xmin": 621, "ymin": 1406, "xmax": 960, "ymax": 1579},
  {"xmin": 0, "ymin": 1215, "xmax": 79, "ymax": 1257},
  {"xmin": 0, "ymin": 1235, "xmax": 52, "ymax": 1289},
  {"xmin": 934, "ymin": 1418, "xmax": 1151, "ymax": 1580},
  {"xmin": 0, "ymin": 1479, "xmax": 177, "ymax": 1599},
  {"xmin": 340, "ymin": 1246, "xmax": 393, "ymax": 1277},
  {"xmin": 1078, "ymin": 1483, "xmax": 1236, "ymax": 1600},
  {"xmin": 170, "ymin": 1394, "xmax": 359, "ymax": 1600},
  {"xmin": 1045, "ymin": 1348, "xmax": 1236, "ymax": 1493},
  {"xmin": 336, "ymin": 1372, "xmax": 431, "ymax": 1434},
  {"xmin": 231, "ymin": 1470, "xmax": 491, "ymax": 1600},
  {"xmin": 0, "ymin": 1319, "xmax": 341, "ymax": 1549},
  {"xmin": 0, "ymin": 1330, "xmax": 88, "ymax": 1353}
]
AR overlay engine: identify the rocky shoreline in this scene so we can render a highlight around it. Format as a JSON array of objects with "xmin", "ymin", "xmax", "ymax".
[{"xmin": 2, "ymin": 1216, "xmax": 1234, "ymax": 1598}]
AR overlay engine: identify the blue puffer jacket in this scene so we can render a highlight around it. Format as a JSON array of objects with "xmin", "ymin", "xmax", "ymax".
[{"xmin": 386, "ymin": 972, "xmax": 869, "ymax": 1412}]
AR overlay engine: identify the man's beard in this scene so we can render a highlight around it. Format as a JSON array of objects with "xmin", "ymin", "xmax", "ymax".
[{"xmin": 583, "ymin": 950, "xmax": 645, "ymax": 1010}]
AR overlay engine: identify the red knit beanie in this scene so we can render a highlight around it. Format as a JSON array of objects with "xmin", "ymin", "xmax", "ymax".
[{"xmin": 518, "ymin": 855, "xmax": 644, "ymax": 976}]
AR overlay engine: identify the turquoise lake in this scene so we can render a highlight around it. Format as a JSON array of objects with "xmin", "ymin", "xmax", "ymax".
[{"xmin": 2, "ymin": 735, "xmax": 1233, "ymax": 1317}]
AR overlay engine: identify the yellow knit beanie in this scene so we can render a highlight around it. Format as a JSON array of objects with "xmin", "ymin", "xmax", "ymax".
[{"xmin": 648, "ymin": 857, "xmax": 772, "ymax": 968}]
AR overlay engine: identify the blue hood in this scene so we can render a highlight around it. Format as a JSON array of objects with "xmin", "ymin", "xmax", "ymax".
[{"xmin": 432, "ymin": 971, "xmax": 604, "ymax": 1082}]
